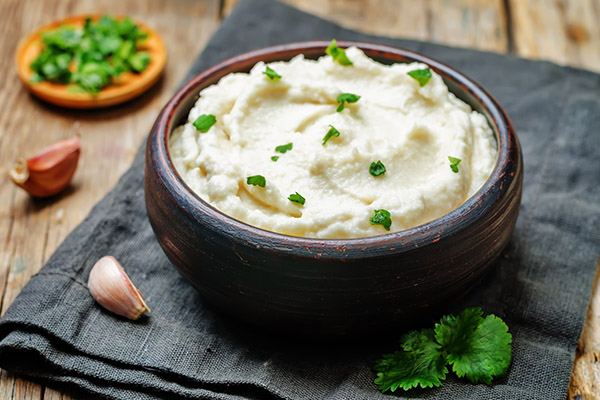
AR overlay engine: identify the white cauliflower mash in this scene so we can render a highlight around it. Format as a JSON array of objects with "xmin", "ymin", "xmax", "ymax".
[{"xmin": 169, "ymin": 46, "xmax": 497, "ymax": 238}]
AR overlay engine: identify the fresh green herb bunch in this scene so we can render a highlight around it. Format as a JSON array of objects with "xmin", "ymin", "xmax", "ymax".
[
  {"xmin": 30, "ymin": 16, "xmax": 151, "ymax": 94},
  {"xmin": 374, "ymin": 307, "xmax": 512, "ymax": 392}
]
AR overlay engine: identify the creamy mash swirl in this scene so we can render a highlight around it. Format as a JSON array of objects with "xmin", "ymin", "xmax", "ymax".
[{"xmin": 170, "ymin": 47, "xmax": 497, "ymax": 238}]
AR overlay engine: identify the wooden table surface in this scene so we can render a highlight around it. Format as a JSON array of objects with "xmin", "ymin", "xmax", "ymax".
[{"xmin": 1, "ymin": 0, "xmax": 598, "ymax": 398}]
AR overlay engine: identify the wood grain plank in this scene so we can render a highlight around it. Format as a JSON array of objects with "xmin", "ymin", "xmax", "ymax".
[
  {"xmin": 0, "ymin": 1, "xmax": 221, "ymax": 399},
  {"xmin": 223, "ymin": 0, "xmax": 508, "ymax": 52},
  {"xmin": 510, "ymin": 0, "xmax": 600, "ymax": 72},
  {"xmin": 569, "ymin": 262, "xmax": 600, "ymax": 399}
]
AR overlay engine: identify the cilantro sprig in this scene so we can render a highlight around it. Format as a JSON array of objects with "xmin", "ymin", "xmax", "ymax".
[
  {"xmin": 336, "ymin": 93, "xmax": 361, "ymax": 112},
  {"xmin": 322, "ymin": 125, "xmax": 340, "ymax": 145},
  {"xmin": 448, "ymin": 156, "xmax": 461, "ymax": 173},
  {"xmin": 374, "ymin": 307, "xmax": 512, "ymax": 392},
  {"xmin": 275, "ymin": 143, "xmax": 293, "ymax": 153},
  {"xmin": 288, "ymin": 192, "xmax": 305, "ymax": 205},
  {"xmin": 325, "ymin": 39, "xmax": 353, "ymax": 66},
  {"xmin": 29, "ymin": 15, "xmax": 151, "ymax": 94},
  {"xmin": 369, "ymin": 161, "xmax": 386, "ymax": 177},
  {"xmin": 193, "ymin": 114, "xmax": 216, "ymax": 133},
  {"xmin": 370, "ymin": 209, "xmax": 391, "ymax": 231},
  {"xmin": 407, "ymin": 67, "xmax": 432, "ymax": 87},
  {"xmin": 263, "ymin": 66, "xmax": 281, "ymax": 81},
  {"xmin": 246, "ymin": 175, "xmax": 266, "ymax": 188}
]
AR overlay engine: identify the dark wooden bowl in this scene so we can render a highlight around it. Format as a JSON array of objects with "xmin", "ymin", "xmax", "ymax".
[{"xmin": 145, "ymin": 41, "xmax": 523, "ymax": 336}]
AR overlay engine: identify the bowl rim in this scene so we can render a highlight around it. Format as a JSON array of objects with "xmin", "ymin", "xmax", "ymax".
[{"xmin": 148, "ymin": 40, "xmax": 520, "ymax": 254}]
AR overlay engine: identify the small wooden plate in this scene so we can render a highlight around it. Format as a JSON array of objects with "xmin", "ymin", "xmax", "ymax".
[{"xmin": 16, "ymin": 15, "xmax": 167, "ymax": 109}]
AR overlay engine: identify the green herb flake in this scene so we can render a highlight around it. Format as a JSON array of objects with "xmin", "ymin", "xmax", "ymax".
[
  {"xmin": 373, "ymin": 307, "xmax": 512, "ymax": 392},
  {"xmin": 336, "ymin": 93, "xmax": 361, "ymax": 112},
  {"xmin": 128, "ymin": 51, "xmax": 151, "ymax": 72},
  {"xmin": 28, "ymin": 15, "xmax": 152, "ymax": 94},
  {"xmin": 271, "ymin": 156, "xmax": 279, "ymax": 162},
  {"xmin": 407, "ymin": 67, "xmax": 432, "ymax": 87},
  {"xmin": 193, "ymin": 114, "xmax": 217, "ymax": 133},
  {"xmin": 288, "ymin": 192, "xmax": 305, "ymax": 205},
  {"xmin": 370, "ymin": 209, "xmax": 391, "ymax": 231},
  {"xmin": 448, "ymin": 156, "xmax": 461, "ymax": 173},
  {"xmin": 263, "ymin": 66, "xmax": 281, "ymax": 81},
  {"xmin": 275, "ymin": 143, "xmax": 293, "ymax": 154},
  {"xmin": 246, "ymin": 175, "xmax": 266, "ymax": 188},
  {"xmin": 322, "ymin": 125, "xmax": 340, "ymax": 145},
  {"xmin": 325, "ymin": 39, "xmax": 353, "ymax": 66},
  {"xmin": 369, "ymin": 161, "xmax": 386, "ymax": 177}
]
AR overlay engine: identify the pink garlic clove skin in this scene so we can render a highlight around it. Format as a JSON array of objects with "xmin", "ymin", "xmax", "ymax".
[
  {"xmin": 88, "ymin": 256, "xmax": 150, "ymax": 320},
  {"xmin": 9, "ymin": 137, "xmax": 80, "ymax": 197}
]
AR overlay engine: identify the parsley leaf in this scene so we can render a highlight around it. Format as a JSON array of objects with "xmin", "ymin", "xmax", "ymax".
[
  {"xmin": 246, "ymin": 175, "xmax": 266, "ymax": 188},
  {"xmin": 336, "ymin": 93, "xmax": 361, "ymax": 112},
  {"xmin": 435, "ymin": 308, "xmax": 512, "ymax": 384},
  {"xmin": 370, "ymin": 209, "xmax": 391, "ymax": 231},
  {"xmin": 448, "ymin": 156, "xmax": 461, "ymax": 173},
  {"xmin": 374, "ymin": 329, "xmax": 447, "ymax": 392},
  {"xmin": 322, "ymin": 125, "xmax": 340, "ymax": 145},
  {"xmin": 373, "ymin": 307, "xmax": 512, "ymax": 392},
  {"xmin": 263, "ymin": 66, "xmax": 281, "ymax": 81},
  {"xmin": 325, "ymin": 39, "xmax": 353, "ymax": 66},
  {"xmin": 128, "ymin": 51, "xmax": 151, "ymax": 72},
  {"xmin": 407, "ymin": 67, "xmax": 432, "ymax": 87},
  {"xmin": 271, "ymin": 156, "xmax": 279, "ymax": 162},
  {"xmin": 193, "ymin": 114, "xmax": 216, "ymax": 133},
  {"xmin": 29, "ymin": 15, "xmax": 152, "ymax": 93},
  {"xmin": 369, "ymin": 161, "xmax": 386, "ymax": 177},
  {"xmin": 288, "ymin": 192, "xmax": 305, "ymax": 205},
  {"xmin": 275, "ymin": 143, "xmax": 293, "ymax": 153}
]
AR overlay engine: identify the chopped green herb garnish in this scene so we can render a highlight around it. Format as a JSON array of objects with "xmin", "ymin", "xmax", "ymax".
[
  {"xmin": 407, "ymin": 67, "xmax": 432, "ymax": 87},
  {"xmin": 336, "ymin": 93, "xmax": 361, "ymax": 112},
  {"xmin": 128, "ymin": 51, "xmax": 151, "ymax": 72},
  {"xmin": 275, "ymin": 143, "xmax": 293, "ymax": 153},
  {"xmin": 374, "ymin": 307, "xmax": 512, "ymax": 392},
  {"xmin": 370, "ymin": 209, "xmax": 391, "ymax": 231},
  {"xmin": 246, "ymin": 175, "xmax": 266, "ymax": 188},
  {"xmin": 322, "ymin": 125, "xmax": 340, "ymax": 145},
  {"xmin": 448, "ymin": 156, "xmax": 461, "ymax": 173},
  {"xmin": 192, "ymin": 114, "xmax": 216, "ymax": 133},
  {"xmin": 325, "ymin": 39, "xmax": 353, "ymax": 66},
  {"xmin": 271, "ymin": 156, "xmax": 279, "ymax": 162},
  {"xmin": 369, "ymin": 161, "xmax": 386, "ymax": 177},
  {"xmin": 288, "ymin": 192, "xmax": 305, "ymax": 205},
  {"xmin": 29, "ymin": 15, "xmax": 152, "ymax": 94},
  {"xmin": 263, "ymin": 66, "xmax": 281, "ymax": 81}
]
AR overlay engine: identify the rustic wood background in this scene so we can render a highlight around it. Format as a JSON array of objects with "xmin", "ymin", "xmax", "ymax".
[{"xmin": 1, "ymin": 0, "xmax": 598, "ymax": 398}]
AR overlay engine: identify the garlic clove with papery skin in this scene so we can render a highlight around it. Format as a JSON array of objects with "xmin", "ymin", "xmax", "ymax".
[
  {"xmin": 88, "ymin": 256, "xmax": 150, "ymax": 320},
  {"xmin": 9, "ymin": 137, "xmax": 80, "ymax": 197}
]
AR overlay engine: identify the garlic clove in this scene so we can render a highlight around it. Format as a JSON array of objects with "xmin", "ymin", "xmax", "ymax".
[
  {"xmin": 88, "ymin": 256, "xmax": 150, "ymax": 320},
  {"xmin": 9, "ymin": 137, "xmax": 80, "ymax": 197}
]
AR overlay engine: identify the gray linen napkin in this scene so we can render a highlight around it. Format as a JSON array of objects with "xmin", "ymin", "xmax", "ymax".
[{"xmin": 1, "ymin": 0, "xmax": 599, "ymax": 399}]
